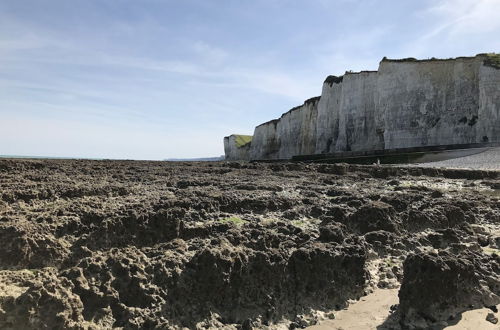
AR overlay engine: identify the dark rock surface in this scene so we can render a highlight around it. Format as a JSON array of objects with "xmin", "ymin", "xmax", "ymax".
[
  {"xmin": 0, "ymin": 159, "xmax": 498, "ymax": 329},
  {"xmin": 399, "ymin": 250, "xmax": 500, "ymax": 328}
]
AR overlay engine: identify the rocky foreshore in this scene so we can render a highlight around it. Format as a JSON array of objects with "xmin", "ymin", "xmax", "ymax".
[{"xmin": 0, "ymin": 159, "xmax": 499, "ymax": 329}]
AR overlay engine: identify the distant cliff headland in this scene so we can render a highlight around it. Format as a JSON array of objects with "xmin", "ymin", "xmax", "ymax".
[{"xmin": 224, "ymin": 53, "xmax": 500, "ymax": 161}]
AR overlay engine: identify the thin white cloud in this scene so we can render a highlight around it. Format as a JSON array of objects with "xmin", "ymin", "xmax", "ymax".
[
  {"xmin": 0, "ymin": 33, "xmax": 315, "ymax": 106},
  {"xmin": 0, "ymin": 20, "xmax": 312, "ymax": 101},
  {"xmin": 408, "ymin": 0, "xmax": 500, "ymax": 56},
  {"xmin": 191, "ymin": 40, "xmax": 229, "ymax": 65},
  {"xmin": 423, "ymin": 0, "xmax": 500, "ymax": 38},
  {"xmin": 309, "ymin": 25, "xmax": 392, "ymax": 76}
]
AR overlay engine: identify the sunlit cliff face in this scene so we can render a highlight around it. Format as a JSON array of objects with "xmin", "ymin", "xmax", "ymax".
[{"xmin": 225, "ymin": 54, "xmax": 500, "ymax": 161}]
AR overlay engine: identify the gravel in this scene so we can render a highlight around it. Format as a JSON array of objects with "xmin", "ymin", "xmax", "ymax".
[{"xmin": 411, "ymin": 147, "xmax": 500, "ymax": 171}]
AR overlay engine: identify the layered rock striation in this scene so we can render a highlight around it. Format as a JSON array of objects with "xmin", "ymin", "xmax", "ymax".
[{"xmin": 224, "ymin": 54, "xmax": 500, "ymax": 160}]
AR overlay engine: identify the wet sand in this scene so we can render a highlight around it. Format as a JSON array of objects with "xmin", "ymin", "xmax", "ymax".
[
  {"xmin": 307, "ymin": 289, "xmax": 399, "ymax": 330},
  {"xmin": 308, "ymin": 289, "xmax": 500, "ymax": 330}
]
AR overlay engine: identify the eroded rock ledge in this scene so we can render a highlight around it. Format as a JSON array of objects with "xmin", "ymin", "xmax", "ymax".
[{"xmin": 0, "ymin": 159, "xmax": 499, "ymax": 329}]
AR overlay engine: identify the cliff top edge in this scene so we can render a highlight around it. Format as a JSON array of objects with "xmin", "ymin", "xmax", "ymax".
[
  {"xmin": 322, "ymin": 53, "xmax": 500, "ymax": 85},
  {"xmin": 224, "ymin": 134, "xmax": 253, "ymax": 148},
  {"xmin": 255, "ymin": 96, "xmax": 321, "ymax": 128},
  {"xmin": 380, "ymin": 52, "xmax": 497, "ymax": 64}
]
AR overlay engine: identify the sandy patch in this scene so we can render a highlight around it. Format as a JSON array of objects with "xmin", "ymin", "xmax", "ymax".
[
  {"xmin": 308, "ymin": 289, "xmax": 500, "ymax": 330},
  {"xmin": 307, "ymin": 289, "xmax": 399, "ymax": 330}
]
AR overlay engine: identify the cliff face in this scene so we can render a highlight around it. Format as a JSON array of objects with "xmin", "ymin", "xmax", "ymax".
[
  {"xmin": 224, "ymin": 135, "xmax": 252, "ymax": 161},
  {"xmin": 315, "ymin": 78, "xmax": 343, "ymax": 154},
  {"xmin": 334, "ymin": 71, "xmax": 380, "ymax": 152},
  {"xmin": 377, "ymin": 58, "xmax": 482, "ymax": 149},
  {"xmin": 249, "ymin": 120, "xmax": 279, "ymax": 160},
  {"xmin": 276, "ymin": 97, "xmax": 320, "ymax": 159},
  {"xmin": 224, "ymin": 54, "xmax": 500, "ymax": 160},
  {"xmin": 479, "ymin": 63, "xmax": 500, "ymax": 144}
]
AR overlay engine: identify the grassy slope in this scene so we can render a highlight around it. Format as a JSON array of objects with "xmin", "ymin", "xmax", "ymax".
[{"xmin": 234, "ymin": 135, "xmax": 252, "ymax": 148}]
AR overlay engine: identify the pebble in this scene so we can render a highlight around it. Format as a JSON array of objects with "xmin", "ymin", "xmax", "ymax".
[{"xmin": 486, "ymin": 312, "xmax": 498, "ymax": 324}]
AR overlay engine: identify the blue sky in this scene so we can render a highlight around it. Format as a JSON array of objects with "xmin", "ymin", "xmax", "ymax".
[{"xmin": 1, "ymin": 0, "xmax": 499, "ymax": 159}]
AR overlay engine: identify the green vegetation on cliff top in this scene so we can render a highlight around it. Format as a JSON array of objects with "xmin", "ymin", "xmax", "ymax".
[
  {"xmin": 380, "ymin": 53, "xmax": 500, "ymax": 69},
  {"xmin": 234, "ymin": 135, "xmax": 252, "ymax": 148},
  {"xmin": 484, "ymin": 53, "xmax": 500, "ymax": 69}
]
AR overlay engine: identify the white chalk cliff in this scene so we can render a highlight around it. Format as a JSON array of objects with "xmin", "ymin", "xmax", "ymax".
[
  {"xmin": 224, "ymin": 135, "xmax": 252, "ymax": 161},
  {"xmin": 224, "ymin": 54, "xmax": 500, "ymax": 160}
]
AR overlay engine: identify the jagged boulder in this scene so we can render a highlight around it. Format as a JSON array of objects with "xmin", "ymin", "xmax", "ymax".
[
  {"xmin": 0, "ymin": 272, "xmax": 85, "ymax": 330},
  {"xmin": 0, "ymin": 223, "xmax": 69, "ymax": 269},
  {"xmin": 399, "ymin": 250, "xmax": 500, "ymax": 328},
  {"xmin": 347, "ymin": 201, "xmax": 400, "ymax": 234}
]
